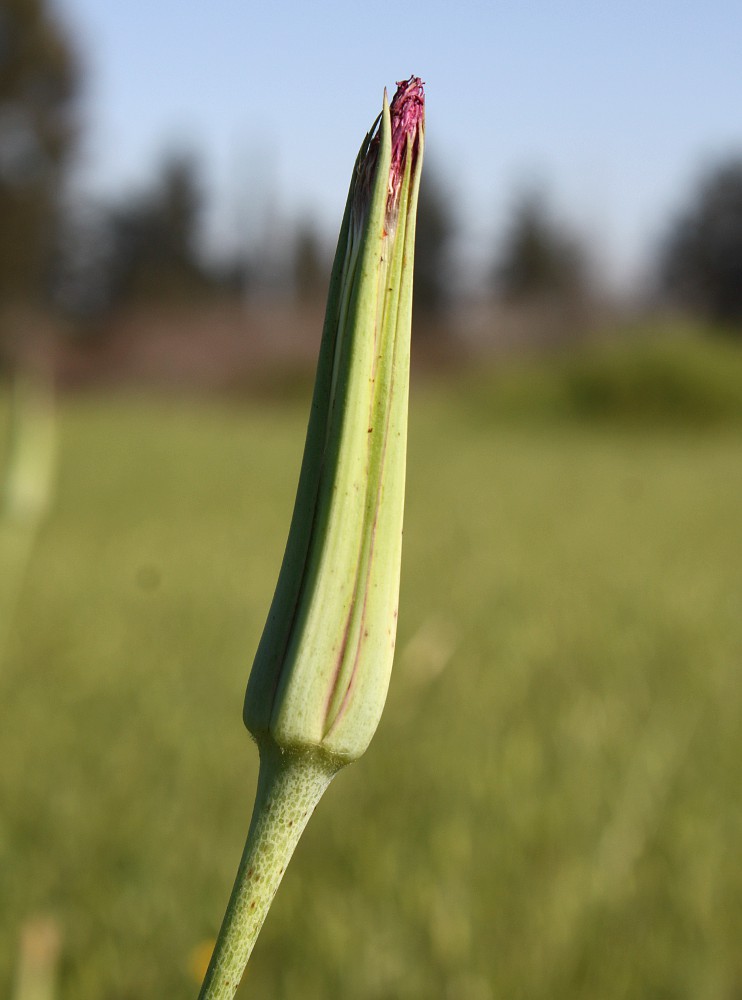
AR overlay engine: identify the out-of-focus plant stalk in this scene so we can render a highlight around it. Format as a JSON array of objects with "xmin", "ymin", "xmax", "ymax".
[
  {"xmin": 11, "ymin": 916, "xmax": 61, "ymax": 1000},
  {"xmin": 0, "ymin": 368, "xmax": 56, "ymax": 663},
  {"xmin": 197, "ymin": 76, "xmax": 424, "ymax": 1000}
]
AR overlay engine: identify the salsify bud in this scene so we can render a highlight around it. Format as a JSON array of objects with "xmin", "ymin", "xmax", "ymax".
[
  {"xmin": 244, "ymin": 77, "xmax": 425, "ymax": 763},
  {"xmin": 198, "ymin": 79, "xmax": 425, "ymax": 1000}
]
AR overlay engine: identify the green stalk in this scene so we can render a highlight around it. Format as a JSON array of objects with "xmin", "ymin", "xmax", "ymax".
[
  {"xmin": 197, "ymin": 741, "xmax": 340, "ymax": 1000},
  {"xmin": 1, "ymin": 368, "xmax": 55, "ymax": 664}
]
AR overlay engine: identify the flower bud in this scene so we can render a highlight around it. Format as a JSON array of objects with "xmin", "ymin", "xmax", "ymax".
[{"xmin": 244, "ymin": 78, "xmax": 424, "ymax": 763}]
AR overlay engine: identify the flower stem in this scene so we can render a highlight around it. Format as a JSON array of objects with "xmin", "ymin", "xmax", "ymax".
[{"xmin": 197, "ymin": 739, "xmax": 340, "ymax": 1000}]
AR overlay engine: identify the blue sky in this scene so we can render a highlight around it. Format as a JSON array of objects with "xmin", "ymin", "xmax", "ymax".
[{"xmin": 53, "ymin": 0, "xmax": 742, "ymax": 289}]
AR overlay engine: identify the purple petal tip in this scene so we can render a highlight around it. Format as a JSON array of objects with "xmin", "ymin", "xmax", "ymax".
[
  {"xmin": 389, "ymin": 76, "xmax": 425, "ymax": 213},
  {"xmin": 390, "ymin": 77, "xmax": 425, "ymax": 150}
]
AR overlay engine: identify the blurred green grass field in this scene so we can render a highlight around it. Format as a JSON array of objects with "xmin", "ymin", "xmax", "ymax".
[{"xmin": 2, "ymin": 334, "xmax": 742, "ymax": 999}]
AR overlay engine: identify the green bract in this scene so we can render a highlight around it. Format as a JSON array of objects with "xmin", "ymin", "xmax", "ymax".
[{"xmin": 244, "ymin": 83, "xmax": 424, "ymax": 763}]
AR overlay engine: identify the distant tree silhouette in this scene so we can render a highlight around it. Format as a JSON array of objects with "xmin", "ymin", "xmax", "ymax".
[
  {"xmin": 412, "ymin": 161, "xmax": 453, "ymax": 320},
  {"xmin": 660, "ymin": 158, "xmax": 742, "ymax": 331},
  {"xmin": 495, "ymin": 190, "xmax": 586, "ymax": 303},
  {"xmin": 104, "ymin": 152, "xmax": 210, "ymax": 305},
  {"xmin": 292, "ymin": 218, "xmax": 328, "ymax": 304},
  {"xmin": 0, "ymin": 0, "xmax": 77, "ymax": 314}
]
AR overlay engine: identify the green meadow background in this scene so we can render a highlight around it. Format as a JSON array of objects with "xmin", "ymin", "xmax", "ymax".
[{"xmin": 2, "ymin": 330, "xmax": 742, "ymax": 999}]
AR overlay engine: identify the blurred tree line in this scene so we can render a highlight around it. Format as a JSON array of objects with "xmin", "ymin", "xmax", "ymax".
[
  {"xmin": 2, "ymin": 0, "xmax": 742, "ymax": 356},
  {"xmin": 660, "ymin": 161, "xmax": 742, "ymax": 330},
  {"xmin": 0, "ymin": 0, "xmax": 76, "ymax": 358},
  {"xmin": 55, "ymin": 152, "xmax": 217, "ymax": 317}
]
